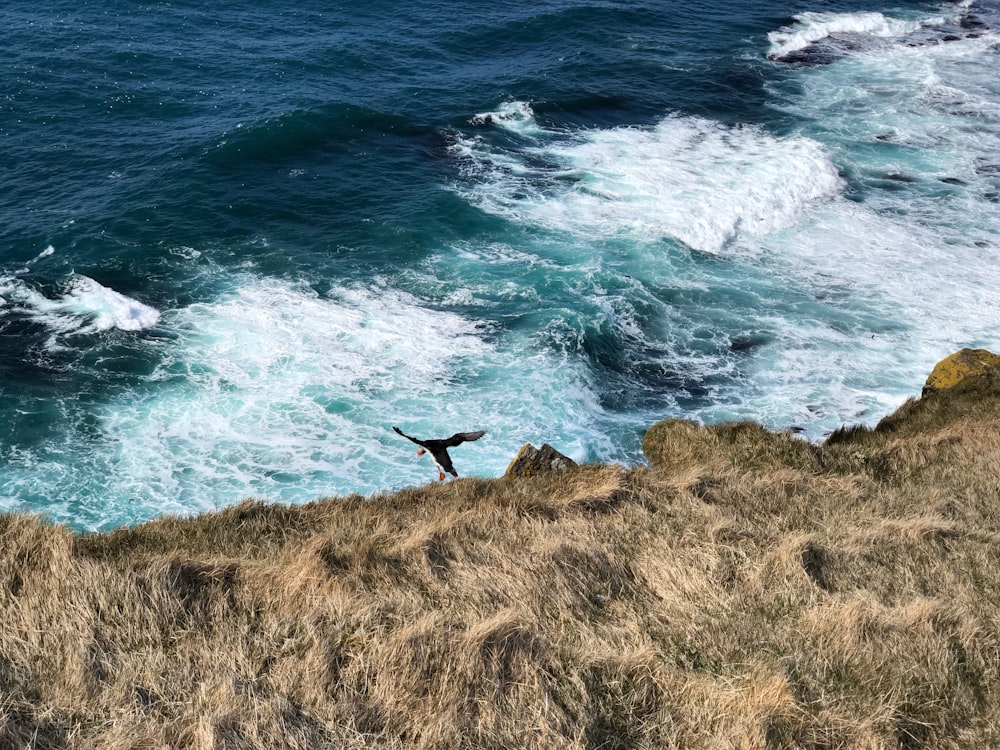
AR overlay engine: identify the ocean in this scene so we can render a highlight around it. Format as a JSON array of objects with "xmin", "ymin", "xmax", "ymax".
[{"xmin": 1, "ymin": 0, "xmax": 997, "ymax": 530}]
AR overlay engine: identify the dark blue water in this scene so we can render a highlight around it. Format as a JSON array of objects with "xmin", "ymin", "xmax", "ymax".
[{"xmin": 2, "ymin": 0, "xmax": 998, "ymax": 529}]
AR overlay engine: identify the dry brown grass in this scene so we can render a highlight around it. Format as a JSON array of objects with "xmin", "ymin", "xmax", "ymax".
[{"xmin": 3, "ymin": 378, "xmax": 1000, "ymax": 748}]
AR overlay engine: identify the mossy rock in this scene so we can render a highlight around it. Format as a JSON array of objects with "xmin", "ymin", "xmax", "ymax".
[
  {"xmin": 824, "ymin": 349, "xmax": 1000, "ymax": 461},
  {"xmin": 505, "ymin": 443, "xmax": 577, "ymax": 477},
  {"xmin": 870, "ymin": 348, "xmax": 1000, "ymax": 438},
  {"xmin": 922, "ymin": 348, "xmax": 1000, "ymax": 396}
]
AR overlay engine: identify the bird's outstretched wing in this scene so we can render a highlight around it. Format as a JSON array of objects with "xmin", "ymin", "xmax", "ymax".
[
  {"xmin": 443, "ymin": 430, "xmax": 486, "ymax": 447},
  {"xmin": 393, "ymin": 426, "xmax": 425, "ymax": 446}
]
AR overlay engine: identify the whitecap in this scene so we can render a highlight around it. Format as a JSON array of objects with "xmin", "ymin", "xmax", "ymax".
[
  {"xmin": 456, "ymin": 114, "xmax": 844, "ymax": 254},
  {"xmin": 34, "ymin": 275, "xmax": 161, "ymax": 334},
  {"xmin": 1, "ymin": 274, "xmax": 161, "ymax": 338},
  {"xmin": 31, "ymin": 245, "xmax": 55, "ymax": 263},
  {"xmin": 766, "ymin": 12, "xmax": 927, "ymax": 60},
  {"xmin": 470, "ymin": 100, "xmax": 546, "ymax": 136}
]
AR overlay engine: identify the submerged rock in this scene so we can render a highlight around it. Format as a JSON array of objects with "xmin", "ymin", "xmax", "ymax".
[{"xmin": 505, "ymin": 443, "xmax": 577, "ymax": 477}]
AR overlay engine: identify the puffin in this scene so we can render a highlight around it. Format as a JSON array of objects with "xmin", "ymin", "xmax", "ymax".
[{"xmin": 393, "ymin": 426, "xmax": 486, "ymax": 481}]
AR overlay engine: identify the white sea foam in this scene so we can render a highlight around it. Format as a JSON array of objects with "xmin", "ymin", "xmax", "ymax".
[
  {"xmin": 0, "ymin": 274, "xmax": 160, "ymax": 337},
  {"xmin": 470, "ymin": 100, "xmax": 545, "ymax": 136},
  {"xmin": 768, "ymin": 27, "xmax": 1000, "ymax": 212},
  {"xmin": 767, "ymin": 12, "xmax": 926, "ymax": 59},
  {"xmin": 162, "ymin": 279, "xmax": 490, "ymax": 396},
  {"xmin": 30, "ymin": 245, "xmax": 55, "ymax": 264},
  {"xmin": 457, "ymin": 114, "xmax": 844, "ymax": 254},
  {"xmin": 6, "ymin": 274, "xmax": 604, "ymax": 529},
  {"xmin": 51, "ymin": 276, "xmax": 161, "ymax": 332},
  {"xmin": 729, "ymin": 19, "xmax": 1000, "ymax": 433}
]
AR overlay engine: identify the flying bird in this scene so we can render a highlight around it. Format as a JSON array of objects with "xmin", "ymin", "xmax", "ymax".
[{"xmin": 393, "ymin": 426, "xmax": 486, "ymax": 481}]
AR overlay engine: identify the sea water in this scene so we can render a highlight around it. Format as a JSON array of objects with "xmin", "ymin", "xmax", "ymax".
[{"xmin": 1, "ymin": 0, "xmax": 997, "ymax": 530}]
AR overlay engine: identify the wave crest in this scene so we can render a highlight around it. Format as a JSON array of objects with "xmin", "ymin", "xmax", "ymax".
[
  {"xmin": 455, "ymin": 113, "xmax": 844, "ymax": 254},
  {"xmin": 1, "ymin": 274, "xmax": 160, "ymax": 338},
  {"xmin": 767, "ymin": 12, "xmax": 926, "ymax": 60}
]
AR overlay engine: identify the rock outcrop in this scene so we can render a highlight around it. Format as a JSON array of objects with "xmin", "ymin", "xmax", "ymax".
[
  {"xmin": 922, "ymin": 347, "xmax": 1000, "ymax": 396},
  {"xmin": 504, "ymin": 443, "xmax": 577, "ymax": 477}
]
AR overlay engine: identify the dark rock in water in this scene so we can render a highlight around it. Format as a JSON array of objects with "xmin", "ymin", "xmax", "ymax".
[
  {"xmin": 730, "ymin": 333, "xmax": 771, "ymax": 353},
  {"xmin": 961, "ymin": 14, "xmax": 987, "ymax": 30},
  {"xmin": 884, "ymin": 172, "xmax": 918, "ymax": 183},
  {"xmin": 769, "ymin": 47, "xmax": 842, "ymax": 67},
  {"xmin": 505, "ymin": 443, "xmax": 577, "ymax": 477},
  {"xmin": 939, "ymin": 177, "xmax": 968, "ymax": 185},
  {"xmin": 943, "ymin": 34, "xmax": 962, "ymax": 41}
]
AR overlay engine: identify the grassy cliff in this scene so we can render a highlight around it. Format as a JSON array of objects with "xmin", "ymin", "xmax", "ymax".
[{"xmin": 2, "ymin": 350, "xmax": 999, "ymax": 749}]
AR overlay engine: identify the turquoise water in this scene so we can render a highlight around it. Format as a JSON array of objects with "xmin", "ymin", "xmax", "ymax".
[{"xmin": 1, "ymin": 0, "xmax": 998, "ymax": 529}]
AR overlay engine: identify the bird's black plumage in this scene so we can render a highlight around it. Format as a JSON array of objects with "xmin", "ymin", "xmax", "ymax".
[{"xmin": 393, "ymin": 426, "xmax": 486, "ymax": 479}]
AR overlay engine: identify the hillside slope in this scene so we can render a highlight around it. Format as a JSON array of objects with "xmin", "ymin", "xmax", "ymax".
[{"xmin": 2, "ymin": 350, "xmax": 999, "ymax": 749}]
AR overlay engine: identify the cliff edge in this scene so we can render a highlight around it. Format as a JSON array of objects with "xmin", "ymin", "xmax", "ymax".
[{"xmin": 1, "ymin": 349, "xmax": 998, "ymax": 749}]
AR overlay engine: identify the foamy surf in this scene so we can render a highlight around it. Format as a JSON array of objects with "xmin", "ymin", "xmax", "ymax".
[
  {"xmin": 724, "ymin": 6, "xmax": 1000, "ymax": 429},
  {"xmin": 766, "ymin": 11, "xmax": 929, "ymax": 60},
  {"xmin": 0, "ymin": 274, "xmax": 160, "ymax": 338},
  {"xmin": 470, "ymin": 101, "xmax": 547, "ymax": 136},
  {"xmin": 0, "ymin": 274, "xmax": 610, "ymax": 530},
  {"xmin": 445, "ymin": 5, "xmax": 1000, "ymax": 450},
  {"xmin": 455, "ymin": 114, "xmax": 844, "ymax": 254}
]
